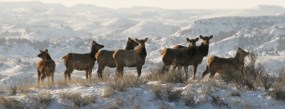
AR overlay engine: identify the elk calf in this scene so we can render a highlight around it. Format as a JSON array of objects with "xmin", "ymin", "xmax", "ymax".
[
  {"xmin": 202, "ymin": 47, "xmax": 249, "ymax": 81},
  {"xmin": 113, "ymin": 38, "xmax": 148, "ymax": 78},
  {"xmin": 37, "ymin": 49, "xmax": 55, "ymax": 84},
  {"xmin": 62, "ymin": 40, "xmax": 104, "ymax": 81},
  {"xmin": 95, "ymin": 37, "xmax": 138, "ymax": 78}
]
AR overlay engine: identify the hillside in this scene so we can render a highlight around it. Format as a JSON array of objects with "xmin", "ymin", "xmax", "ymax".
[{"xmin": 0, "ymin": 2, "xmax": 285, "ymax": 109}]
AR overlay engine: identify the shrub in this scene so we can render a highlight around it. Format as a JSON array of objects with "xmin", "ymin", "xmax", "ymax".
[
  {"xmin": 167, "ymin": 89, "xmax": 182, "ymax": 102},
  {"xmin": 270, "ymin": 68, "xmax": 285, "ymax": 100},
  {"xmin": 107, "ymin": 74, "xmax": 145, "ymax": 91},
  {"xmin": 230, "ymin": 91, "xmax": 241, "ymax": 97},
  {"xmin": 150, "ymin": 84, "xmax": 183, "ymax": 102},
  {"xmin": 146, "ymin": 70, "xmax": 186, "ymax": 83},
  {"xmin": 0, "ymin": 97, "xmax": 25, "ymax": 109},
  {"xmin": 36, "ymin": 92, "xmax": 53, "ymax": 108},
  {"xmin": 210, "ymin": 95, "xmax": 229, "ymax": 108},
  {"xmin": 183, "ymin": 94, "xmax": 195, "ymax": 107},
  {"xmin": 10, "ymin": 86, "xmax": 17, "ymax": 95},
  {"xmin": 59, "ymin": 92, "xmax": 96, "ymax": 107}
]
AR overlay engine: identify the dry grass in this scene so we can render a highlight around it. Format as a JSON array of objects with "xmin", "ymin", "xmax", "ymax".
[
  {"xmin": 150, "ymin": 84, "xmax": 172, "ymax": 100},
  {"xmin": 102, "ymin": 86, "xmax": 115, "ymax": 98},
  {"xmin": 210, "ymin": 95, "xmax": 229, "ymax": 108},
  {"xmin": 183, "ymin": 93, "xmax": 195, "ymax": 107},
  {"xmin": 10, "ymin": 86, "xmax": 17, "ymax": 95},
  {"xmin": 230, "ymin": 91, "xmax": 241, "ymax": 97},
  {"xmin": 107, "ymin": 74, "xmax": 145, "ymax": 91},
  {"xmin": 270, "ymin": 68, "xmax": 285, "ymax": 100},
  {"xmin": 35, "ymin": 92, "xmax": 53, "ymax": 108},
  {"xmin": 145, "ymin": 70, "xmax": 186, "ymax": 83},
  {"xmin": 59, "ymin": 92, "xmax": 96, "ymax": 107},
  {"xmin": 149, "ymin": 84, "xmax": 183, "ymax": 102},
  {"xmin": 0, "ymin": 97, "xmax": 26, "ymax": 109}
]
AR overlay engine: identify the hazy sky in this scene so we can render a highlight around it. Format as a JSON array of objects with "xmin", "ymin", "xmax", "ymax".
[{"xmin": 1, "ymin": 0, "xmax": 285, "ymax": 9}]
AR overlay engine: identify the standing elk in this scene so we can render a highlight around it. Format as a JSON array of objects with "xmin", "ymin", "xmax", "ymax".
[
  {"xmin": 201, "ymin": 47, "xmax": 249, "ymax": 81},
  {"xmin": 161, "ymin": 35, "xmax": 213, "ymax": 80},
  {"xmin": 62, "ymin": 40, "xmax": 104, "ymax": 81},
  {"xmin": 95, "ymin": 37, "xmax": 139, "ymax": 78},
  {"xmin": 171, "ymin": 39, "xmax": 199, "ymax": 71},
  {"xmin": 37, "ymin": 49, "xmax": 56, "ymax": 84},
  {"xmin": 161, "ymin": 37, "xmax": 199, "ymax": 79},
  {"xmin": 113, "ymin": 38, "xmax": 148, "ymax": 78}
]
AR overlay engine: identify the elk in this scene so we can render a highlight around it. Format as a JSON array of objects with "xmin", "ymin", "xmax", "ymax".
[
  {"xmin": 161, "ymin": 35, "xmax": 213, "ymax": 80},
  {"xmin": 95, "ymin": 37, "xmax": 139, "ymax": 78},
  {"xmin": 201, "ymin": 47, "xmax": 249, "ymax": 80},
  {"xmin": 62, "ymin": 40, "xmax": 104, "ymax": 81},
  {"xmin": 161, "ymin": 37, "xmax": 199, "ymax": 79},
  {"xmin": 36, "ymin": 49, "xmax": 56, "ymax": 84},
  {"xmin": 113, "ymin": 38, "xmax": 148, "ymax": 78},
  {"xmin": 171, "ymin": 40, "xmax": 198, "ymax": 71}
]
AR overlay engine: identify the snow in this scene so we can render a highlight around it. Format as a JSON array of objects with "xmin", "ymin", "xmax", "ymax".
[{"xmin": 0, "ymin": 1, "xmax": 285, "ymax": 109}]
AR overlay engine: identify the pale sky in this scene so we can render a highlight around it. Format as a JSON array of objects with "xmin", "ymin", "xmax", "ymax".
[{"xmin": 1, "ymin": 0, "xmax": 285, "ymax": 9}]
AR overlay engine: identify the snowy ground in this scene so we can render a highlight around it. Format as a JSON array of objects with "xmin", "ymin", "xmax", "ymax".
[{"xmin": 0, "ymin": 2, "xmax": 285, "ymax": 109}]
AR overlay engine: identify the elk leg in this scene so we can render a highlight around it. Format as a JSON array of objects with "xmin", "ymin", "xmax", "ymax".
[
  {"xmin": 68, "ymin": 72, "xmax": 71, "ymax": 80},
  {"xmin": 41, "ymin": 71, "xmax": 46, "ymax": 83},
  {"xmin": 64, "ymin": 70, "xmax": 69, "ymax": 81},
  {"xmin": 193, "ymin": 65, "xmax": 198, "ymax": 80},
  {"xmin": 47, "ymin": 76, "xmax": 50, "ymax": 84},
  {"xmin": 172, "ymin": 64, "xmax": 178, "ymax": 70},
  {"xmin": 116, "ymin": 66, "xmax": 124, "ymax": 77},
  {"xmin": 64, "ymin": 68, "xmax": 73, "ymax": 81},
  {"xmin": 178, "ymin": 66, "xmax": 183, "ymax": 72},
  {"xmin": 37, "ymin": 69, "xmax": 41, "ymax": 84},
  {"xmin": 202, "ymin": 66, "xmax": 209, "ymax": 78},
  {"xmin": 184, "ymin": 66, "xmax": 188, "ymax": 80},
  {"xmin": 88, "ymin": 69, "xmax": 92, "ymax": 80},
  {"xmin": 137, "ymin": 66, "xmax": 142, "ymax": 78},
  {"xmin": 162, "ymin": 65, "xmax": 170, "ymax": 74},
  {"xmin": 85, "ymin": 70, "xmax": 89, "ymax": 79},
  {"xmin": 209, "ymin": 69, "xmax": 217, "ymax": 78},
  {"xmin": 97, "ymin": 65, "xmax": 105, "ymax": 79},
  {"xmin": 51, "ymin": 73, "xmax": 54, "ymax": 84}
]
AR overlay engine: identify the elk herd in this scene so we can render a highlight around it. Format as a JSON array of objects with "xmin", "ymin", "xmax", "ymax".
[{"xmin": 37, "ymin": 35, "xmax": 250, "ymax": 85}]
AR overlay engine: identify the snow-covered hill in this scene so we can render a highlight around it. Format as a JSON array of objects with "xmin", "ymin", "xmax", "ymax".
[{"xmin": 0, "ymin": 2, "xmax": 285, "ymax": 109}]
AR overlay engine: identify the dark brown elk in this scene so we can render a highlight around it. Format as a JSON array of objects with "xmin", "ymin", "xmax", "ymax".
[
  {"xmin": 37, "ymin": 49, "xmax": 56, "ymax": 84},
  {"xmin": 95, "ymin": 37, "xmax": 139, "ymax": 78},
  {"xmin": 62, "ymin": 40, "xmax": 104, "ymax": 81},
  {"xmin": 171, "ymin": 39, "xmax": 199, "ymax": 71},
  {"xmin": 161, "ymin": 37, "xmax": 199, "ymax": 79},
  {"xmin": 201, "ymin": 47, "xmax": 249, "ymax": 80},
  {"xmin": 161, "ymin": 35, "xmax": 213, "ymax": 80},
  {"xmin": 113, "ymin": 38, "xmax": 148, "ymax": 78}
]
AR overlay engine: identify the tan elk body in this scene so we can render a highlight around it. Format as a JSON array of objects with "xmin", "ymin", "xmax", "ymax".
[{"xmin": 95, "ymin": 38, "xmax": 138, "ymax": 78}]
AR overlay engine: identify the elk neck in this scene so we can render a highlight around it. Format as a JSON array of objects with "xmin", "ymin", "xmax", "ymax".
[
  {"xmin": 198, "ymin": 41, "xmax": 209, "ymax": 56},
  {"xmin": 135, "ymin": 44, "xmax": 147, "ymax": 59}
]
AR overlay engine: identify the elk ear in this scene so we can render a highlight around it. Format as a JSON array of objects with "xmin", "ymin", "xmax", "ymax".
[
  {"xmin": 209, "ymin": 35, "xmax": 213, "ymax": 39},
  {"xmin": 195, "ymin": 37, "xmax": 199, "ymax": 41},
  {"xmin": 128, "ymin": 37, "xmax": 131, "ymax": 41},
  {"xmin": 39, "ymin": 50, "xmax": 43, "ymax": 52},
  {"xmin": 238, "ymin": 47, "xmax": 241, "ymax": 50},
  {"xmin": 45, "ymin": 49, "xmax": 48, "ymax": 52},
  {"xmin": 144, "ymin": 38, "xmax": 148, "ymax": 42},
  {"xmin": 135, "ymin": 38, "xmax": 139, "ymax": 42},
  {"xmin": 186, "ymin": 38, "xmax": 190, "ymax": 42},
  {"xmin": 199, "ymin": 35, "xmax": 204, "ymax": 39}
]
